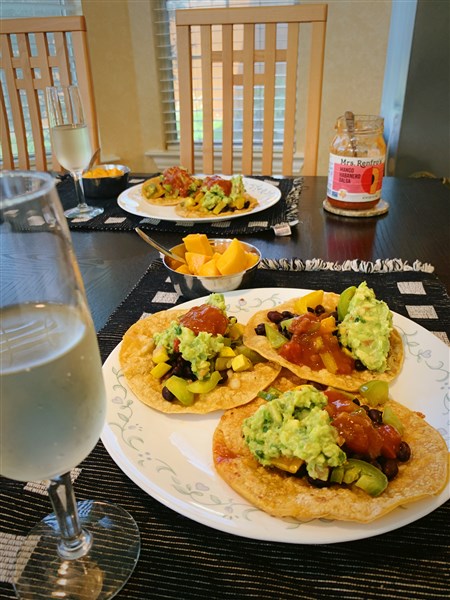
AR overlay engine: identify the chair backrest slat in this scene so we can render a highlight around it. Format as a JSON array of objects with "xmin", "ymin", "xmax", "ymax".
[
  {"xmin": 241, "ymin": 23, "xmax": 255, "ymax": 175},
  {"xmin": 200, "ymin": 25, "xmax": 214, "ymax": 176},
  {"xmin": 221, "ymin": 24, "xmax": 234, "ymax": 175},
  {"xmin": 1, "ymin": 16, "xmax": 98, "ymax": 171},
  {"xmin": 176, "ymin": 4, "xmax": 327, "ymax": 176}
]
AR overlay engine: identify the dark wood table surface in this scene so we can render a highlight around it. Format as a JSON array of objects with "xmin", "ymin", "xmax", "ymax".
[{"xmin": 70, "ymin": 176, "xmax": 450, "ymax": 331}]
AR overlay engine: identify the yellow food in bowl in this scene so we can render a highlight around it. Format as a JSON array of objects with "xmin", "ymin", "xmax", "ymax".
[
  {"xmin": 173, "ymin": 234, "xmax": 259, "ymax": 277},
  {"xmin": 83, "ymin": 167, "xmax": 124, "ymax": 178}
]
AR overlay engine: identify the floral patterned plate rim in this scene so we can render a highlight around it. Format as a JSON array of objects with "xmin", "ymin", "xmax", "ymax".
[
  {"xmin": 117, "ymin": 177, "xmax": 281, "ymax": 222},
  {"xmin": 101, "ymin": 287, "xmax": 449, "ymax": 544}
]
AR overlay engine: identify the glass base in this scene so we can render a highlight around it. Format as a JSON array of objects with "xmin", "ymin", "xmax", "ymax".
[
  {"xmin": 64, "ymin": 204, "xmax": 104, "ymax": 219},
  {"xmin": 14, "ymin": 500, "xmax": 140, "ymax": 600}
]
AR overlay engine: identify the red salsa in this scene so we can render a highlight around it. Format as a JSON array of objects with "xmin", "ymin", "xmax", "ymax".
[
  {"xmin": 162, "ymin": 166, "xmax": 197, "ymax": 197},
  {"xmin": 179, "ymin": 304, "xmax": 228, "ymax": 336},
  {"xmin": 324, "ymin": 389, "xmax": 402, "ymax": 460},
  {"xmin": 279, "ymin": 313, "xmax": 354, "ymax": 374},
  {"xmin": 203, "ymin": 175, "xmax": 232, "ymax": 196}
]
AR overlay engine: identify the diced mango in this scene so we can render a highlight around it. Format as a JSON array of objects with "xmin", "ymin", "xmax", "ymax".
[
  {"xmin": 294, "ymin": 290, "xmax": 324, "ymax": 314},
  {"xmin": 320, "ymin": 351, "xmax": 338, "ymax": 374},
  {"xmin": 319, "ymin": 315, "xmax": 336, "ymax": 333},
  {"xmin": 231, "ymin": 354, "xmax": 253, "ymax": 372},
  {"xmin": 269, "ymin": 456, "xmax": 304, "ymax": 474},
  {"xmin": 152, "ymin": 346, "xmax": 170, "ymax": 364},
  {"xmin": 175, "ymin": 264, "xmax": 191, "ymax": 274},
  {"xmin": 182, "ymin": 233, "xmax": 213, "ymax": 256},
  {"xmin": 185, "ymin": 252, "xmax": 211, "ymax": 275},
  {"xmin": 219, "ymin": 346, "xmax": 236, "ymax": 358},
  {"xmin": 216, "ymin": 238, "xmax": 247, "ymax": 275},
  {"xmin": 245, "ymin": 251, "xmax": 259, "ymax": 269},
  {"xmin": 150, "ymin": 362, "xmax": 172, "ymax": 379},
  {"xmin": 198, "ymin": 258, "xmax": 221, "ymax": 277}
]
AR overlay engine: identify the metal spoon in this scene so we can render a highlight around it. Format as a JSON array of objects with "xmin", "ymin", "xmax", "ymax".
[
  {"xmin": 85, "ymin": 148, "xmax": 101, "ymax": 172},
  {"xmin": 135, "ymin": 227, "xmax": 186, "ymax": 264},
  {"xmin": 344, "ymin": 111, "xmax": 358, "ymax": 157}
]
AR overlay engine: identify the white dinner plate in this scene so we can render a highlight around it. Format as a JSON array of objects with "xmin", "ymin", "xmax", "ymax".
[
  {"xmin": 117, "ymin": 177, "xmax": 281, "ymax": 222},
  {"xmin": 101, "ymin": 288, "xmax": 450, "ymax": 544}
]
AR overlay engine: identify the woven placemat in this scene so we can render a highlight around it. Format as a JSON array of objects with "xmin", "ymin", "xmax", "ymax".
[{"xmin": 56, "ymin": 175, "xmax": 301, "ymax": 235}]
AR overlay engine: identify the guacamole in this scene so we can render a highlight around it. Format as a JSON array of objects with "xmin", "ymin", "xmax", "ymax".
[
  {"xmin": 153, "ymin": 293, "xmax": 227, "ymax": 380},
  {"xmin": 242, "ymin": 385, "xmax": 346, "ymax": 480},
  {"xmin": 338, "ymin": 282, "xmax": 393, "ymax": 372}
]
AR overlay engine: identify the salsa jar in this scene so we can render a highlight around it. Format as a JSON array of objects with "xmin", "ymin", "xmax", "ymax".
[{"xmin": 326, "ymin": 114, "xmax": 386, "ymax": 210}]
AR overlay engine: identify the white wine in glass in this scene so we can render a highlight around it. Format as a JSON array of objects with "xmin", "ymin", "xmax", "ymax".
[
  {"xmin": 46, "ymin": 85, "xmax": 103, "ymax": 219},
  {"xmin": 0, "ymin": 171, "xmax": 140, "ymax": 599}
]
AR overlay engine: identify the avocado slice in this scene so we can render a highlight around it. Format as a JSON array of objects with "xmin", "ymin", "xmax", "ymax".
[
  {"xmin": 382, "ymin": 405, "xmax": 404, "ymax": 435},
  {"xmin": 264, "ymin": 323, "xmax": 288, "ymax": 348},
  {"xmin": 165, "ymin": 375, "xmax": 195, "ymax": 406},
  {"xmin": 345, "ymin": 459, "xmax": 388, "ymax": 497},
  {"xmin": 234, "ymin": 345, "xmax": 267, "ymax": 364},
  {"xmin": 330, "ymin": 465, "xmax": 345, "ymax": 484},
  {"xmin": 337, "ymin": 285, "xmax": 357, "ymax": 322},
  {"xmin": 187, "ymin": 371, "xmax": 222, "ymax": 394}
]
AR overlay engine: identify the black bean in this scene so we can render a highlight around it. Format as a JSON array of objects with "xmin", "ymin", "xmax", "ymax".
[
  {"xmin": 367, "ymin": 409, "xmax": 383, "ymax": 424},
  {"xmin": 307, "ymin": 307, "xmax": 315, "ymax": 313},
  {"xmin": 267, "ymin": 310, "xmax": 284, "ymax": 323},
  {"xmin": 330, "ymin": 311, "xmax": 338, "ymax": 320},
  {"xmin": 219, "ymin": 371, "xmax": 228, "ymax": 384},
  {"xmin": 354, "ymin": 359, "xmax": 367, "ymax": 371},
  {"xmin": 353, "ymin": 398, "xmax": 361, "ymax": 406},
  {"xmin": 361, "ymin": 404, "xmax": 370, "ymax": 413},
  {"xmin": 282, "ymin": 310, "xmax": 295, "ymax": 319},
  {"xmin": 307, "ymin": 475, "xmax": 331, "ymax": 488},
  {"xmin": 315, "ymin": 304, "xmax": 326, "ymax": 315},
  {"xmin": 381, "ymin": 458, "xmax": 398, "ymax": 480},
  {"xmin": 162, "ymin": 386, "xmax": 175, "ymax": 402},
  {"xmin": 254, "ymin": 323, "xmax": 266, "ymax": 336},
  {"xmin": 310, "ymin": 381, "xmax": 327, "ymax": 391},
  {"xmin": 397, "ymin": 441, "xmax": 411, "ymax": 462}
]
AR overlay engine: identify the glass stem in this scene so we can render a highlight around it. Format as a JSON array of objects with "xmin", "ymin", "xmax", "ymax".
[
  {"xmin": 72, "ymin": 170, "xmax": 89, "ymax": 211},
  {"xmin": 47, "ymin": 472, "xmax": 93, "ymax": 560}
]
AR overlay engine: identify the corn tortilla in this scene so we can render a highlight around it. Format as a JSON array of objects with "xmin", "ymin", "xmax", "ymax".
[
  {"xmin": 213, "ymin": 395, "xmax": 449, "ymax": 523},
  {"xmin": 243, "ymin": 292, "xmax": 404, "ymax": 392},
  {"xmin": 119, "ymin": 309, "xmax": 281, "ymax": 414}
]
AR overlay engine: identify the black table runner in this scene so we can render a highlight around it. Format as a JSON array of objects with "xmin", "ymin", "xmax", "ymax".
[
  {"xmin": 57, "ymin": 175, "xmax": 301, "ymax": 236},
  {"xmin": 1, "ymin": 262, "xmax": 449, "ymax": 599}
]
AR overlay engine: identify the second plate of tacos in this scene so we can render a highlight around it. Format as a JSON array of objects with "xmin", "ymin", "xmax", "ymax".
[
  {"xmin": 243, "ymin": 282, "xmax": 404, "ymax": 392},
  {"xmin": 119, "ymin": 293, "xmax": 281, "ymax": 414}
]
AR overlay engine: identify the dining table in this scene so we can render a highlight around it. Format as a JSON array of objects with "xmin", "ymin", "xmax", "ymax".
[{"xmin": 1, "ymin": 174, "xmax": 449, "ymax": 600}]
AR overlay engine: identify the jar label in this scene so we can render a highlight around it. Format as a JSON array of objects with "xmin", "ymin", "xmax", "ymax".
[{"xmin": 327, "ymin": 153, "xmax": 385, "ymax": 204}]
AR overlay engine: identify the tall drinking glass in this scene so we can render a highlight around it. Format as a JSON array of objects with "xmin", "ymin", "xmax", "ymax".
[
  {"xmin": 46, "ymin": 85, "xmax": 103, "ymax": 219},
  {"xmin": 0, "ymin": 171, "xmax": 140, "ymax": 599}
]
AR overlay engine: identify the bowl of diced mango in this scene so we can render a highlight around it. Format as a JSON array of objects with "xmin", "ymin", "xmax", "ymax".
[
  {"xmin": 82, "ymin": 164, "xmax": 130, "ymax": 198},
  {"xmin": 163, "ymin": 234, "xmax": 261, "ymax": 298}
]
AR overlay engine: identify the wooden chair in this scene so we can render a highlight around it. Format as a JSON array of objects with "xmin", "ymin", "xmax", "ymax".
[
  {"xmin": 0, "ymin": 16, "xmax": 98, "ymax": 171},
  {"xmin": 176, "ymin": 4, "xmax": 327, "ymax": 176}
]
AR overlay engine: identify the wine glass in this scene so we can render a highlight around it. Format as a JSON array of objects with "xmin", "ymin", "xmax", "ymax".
[
  {"xmin": 0, "ymin": 171, "xmax": 140, "ymax": 599},
  {"xmin": 46, "ymin": 85, "xmax": 103, "ymax": 219}
]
